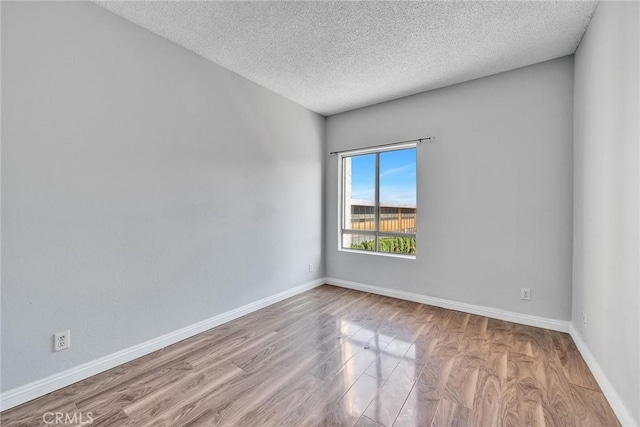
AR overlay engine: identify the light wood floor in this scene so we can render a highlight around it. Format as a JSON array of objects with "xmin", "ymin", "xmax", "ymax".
[{"xmin": 1, "ymin": 285, "xmax": 619, "ymax": 426}]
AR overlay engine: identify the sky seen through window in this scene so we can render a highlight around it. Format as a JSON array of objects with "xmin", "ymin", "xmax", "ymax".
[{"xmin": 350, "ymin": 148, "xmax": 416, "ymax": 206}]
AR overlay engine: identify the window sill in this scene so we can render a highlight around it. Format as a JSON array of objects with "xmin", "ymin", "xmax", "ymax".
[{"xmin": 338, "ymin": 248, "xmax": 416, "ymax": 260}]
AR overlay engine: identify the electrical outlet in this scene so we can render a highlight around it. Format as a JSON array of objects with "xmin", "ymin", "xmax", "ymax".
[
  {"xmin": 308, "ymin": 263, "xmax": 314, "ymax": 273},
  {"xmin": 521, "ymin": 288, "xmax": 531, "ymax": 301},
  {"xmin": 582, "ymin": 311, "xmax": 588, "ymax": 326},
  {"xmin": 54, "ymin": 330, "xmax": 70, "ymax": 352}
]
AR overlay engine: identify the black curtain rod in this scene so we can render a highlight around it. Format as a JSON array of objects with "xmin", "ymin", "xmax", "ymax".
[{"xmin": 329, "ymin": 136, "xmax": 435, "ymax": 155}]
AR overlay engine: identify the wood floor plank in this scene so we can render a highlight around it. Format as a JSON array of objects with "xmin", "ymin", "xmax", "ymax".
[
  {"xmin": 444, "ymin": 356, "xmax": 480, "ymax": 409},
  {"xmin": 278, "ymin": 367, "xmax": 356, "ymax": 426},
  {"xmin": 550, "ymin": 331, "xmax": 601, "ymax": 391},
  {"xmin": 233, "ymin": 372, "xmax": 323, "ymax": 427},
  {"xmin": 229, "ymin": 333, "xmax": 296, "ymax": 372},
  {"xmin": 394, "ymin": 341, "xmax": 456, "ymax": 427},
  {"xmin": 430, "ymin": 397, "xmax": 473, "ymax": 427},
  {"xmin": 356, "ymin": 415, "xmax": 385, "ymax": 427},
  {"xmin": 533, "ymin": 348, "xmax": 575, "ymax": 426},
  {"xmin": 86, "ymin": 409, "xmax": 129, "ymax": 427},
  {"xmin": 75, "ymin": 326, "xmax": 273, "ymax": 411},
  {"xmin": 0, "ymin": 285, "xmax": 619, "ymax": 427},
  {"xmin": 122, "ymin": 361, "xmax": 243, "ymax": 422},
  {"xmin": 309, "ymin": 317, "xmax": 398, "ymax": 381},
  {"xmin": 323, "ymin": 372, "xmax": 381, "ymax": 426},
  {"xmin": 499, "ymin": 352, "xmax": 546, "ymax": 427},
  {"xmin": 362, "ymin": 355, "xmax": 423, "ymax": 426},
  {"xmin": 569, "ymin": 383, "xmax": 621, "ymax": 427},
  {"xmin": 140, "ymin": 350, "xmax": 319, "ymax": 427},
  {"xmin": 465, "ymin": 314, "xmax": 489, "ymax": 337},
  {"xmin": 0, "ymin": 401, "xmax": 80, "ymax": 427},
  {"xmin": 364, "ymin": 337, "xmax": 414, "ymax": 381},
  {"xmin": 76, "ymin": 360, "xmax": 195, "ymax": 415},
  {"xmin": 472, "ymin": 371, "xmax": 504, "ymax": 427},
  {"xmin": 184, "ymin": 352, "xmax": 321, "ymax": 426}
]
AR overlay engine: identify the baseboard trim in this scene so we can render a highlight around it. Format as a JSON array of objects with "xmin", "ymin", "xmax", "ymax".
[
  {"xmin": 0, "ymin": 278, "xmax": 325, "ymax": 411},
  {"xmin": 325, "ymin": 277, "xmax": 570, "ymax": 332},
  {"xmin": 568, "ymin": 323, "xmax": 638, "ymax": 427}
]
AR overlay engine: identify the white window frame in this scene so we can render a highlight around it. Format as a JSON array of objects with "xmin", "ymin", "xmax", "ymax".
[{"xmin": 337, "ymin": 142, "xmax": 417, "ymax": 259}]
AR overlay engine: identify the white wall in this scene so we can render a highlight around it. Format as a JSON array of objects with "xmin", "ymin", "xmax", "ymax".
[
  {"xmin": 326, "ymin": 57, "xmax": 574, "ymax": 321},
  {"xmin": 573, "ymin": 1, "xmax": 639, "ymax": 423},
  {"xmin": 1, "ymin": 2, "xmax": 324, "ymax": 392}
]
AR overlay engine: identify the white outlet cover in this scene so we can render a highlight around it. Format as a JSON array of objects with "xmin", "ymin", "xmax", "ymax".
[{"xmin": 54, "ymin": 330, "xmax": 70, "ymax": 352}]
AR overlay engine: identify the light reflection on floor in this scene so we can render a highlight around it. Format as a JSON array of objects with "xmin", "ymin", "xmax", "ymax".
[{"xmin": 336, "ymin": 318, "xmax": 418, "ymax": 419}]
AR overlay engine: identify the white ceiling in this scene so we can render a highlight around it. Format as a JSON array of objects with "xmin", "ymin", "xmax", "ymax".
[{"xmin": 96, "ymin": 1, "xmax": 598, "ymax": 116}]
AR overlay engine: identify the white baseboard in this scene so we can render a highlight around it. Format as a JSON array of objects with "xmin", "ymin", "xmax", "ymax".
[
  {"xmin": 0, "ymin": 278, "xmax": 325, "ymax": 412},
  {"xmin": 569, "ymin": 323, "xmax": 638, "ymax": 427},
  {"xmin": 325, "ymin": 277, "xmax": 570, "ymax": 332}
]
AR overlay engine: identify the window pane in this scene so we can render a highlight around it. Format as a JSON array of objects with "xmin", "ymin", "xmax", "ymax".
[
  {"xmin": 343, "ymin": 154, "xmax": 375, "ymax": 231},
  {"xmin": 378, "ymin": 236, "xmax": 416, "ymax": 255},
  {"xmin": 342, "ymin": 233, "xmax": 376, "ymax": 251},
  {"xmin": 379, "ymin": 148, "xmax": 417, "ymax": 234},
  {"xmin": 342, "ymin": 233, "xmax": 375, "ymax": 251}
]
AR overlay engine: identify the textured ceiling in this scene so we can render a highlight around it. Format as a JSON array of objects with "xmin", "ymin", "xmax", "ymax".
[{"xmin": 96, "ymin": 1, "xmax": 597, "ymax": 116}]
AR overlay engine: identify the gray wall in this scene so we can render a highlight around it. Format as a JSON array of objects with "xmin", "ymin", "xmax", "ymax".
[
  {"xmin": 573, "ymin": 1, "xmax": 639, "ymax": 422},
  {"xmin": 1, "ymin": 2, "xmax": 324, "ymax": 391},
  {"xmin": 326, "ymin": 57, "xmax": 574, "ymax": 321}
]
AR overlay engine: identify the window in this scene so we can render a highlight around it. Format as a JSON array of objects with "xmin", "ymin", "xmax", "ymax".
[{"xmin": 339, "ymin": 143, "xmax": 417, "ymax": 256}]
